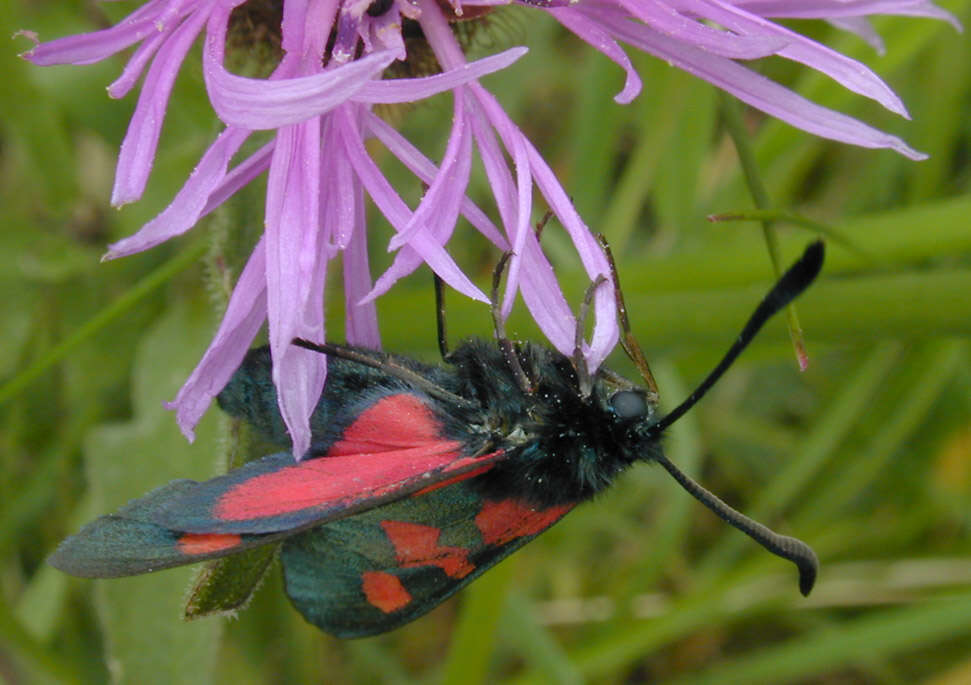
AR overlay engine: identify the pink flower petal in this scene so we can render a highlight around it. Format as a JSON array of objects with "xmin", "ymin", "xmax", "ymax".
[
  {"xmin": 593, "ymin": 8, "xmax": 928, "ymax": 159},
  {"xmin": 104, "ymin": 127, "xmax": 256, "ymax": 258},
  {"xmin": 111, "ymin": 7, "xmax": 213, "ymax": 205},
  {"xmin": 362, "ymin": 112, "xmax": 508, "ymax": 248},
  {"xmin": 22, "ymin": 0, "xmax": 182, "ymax": 65},
  {"xmin": 615, "ymin": 0, "xmax": 792, "ymax": 59},
  {"xmin": 205, "ymin": 47, "xmax": 397, "ymax": 129},
  {"xmin": 167, "ymin": 236, "xmax": 268, "ymax": 440},
  {"xmin": 107, "ymin": 28, "xmax": 168, "ymax": 98},
  {"xmin": 352, "ymin": 47, "xmax": 528, "ymax": 103},
  {"xmin": 688, "ymin": 0, "xmax": 909, "ymax": 116},
  {"xmin": 264, "ymin": 118, "xmax": 328, "ymax": 458},
  {"xmin": 387, "ymin": 91, "xmax": 471, "ymax": 250},
  {"xmin": 549, "ymin": 8, "xmax": 642, "ymax": 104}
]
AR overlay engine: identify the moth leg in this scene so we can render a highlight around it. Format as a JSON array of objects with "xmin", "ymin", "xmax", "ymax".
[
  {"xmin": 596, "ymin": 234, "xmax": 660, "ymax": 399},
  {"xmin": 533, "ymin": 209, "xmax": 554, "ymax": 243},
  {"xmin": 572, "ymin": 274, "xmax": 607, "ymax": 398},
  {"xmin": 433, "ymin": 273, "xmax": 451, "ymax": 361},
  {"xmin": 490, "ymin": 252, "xmax": 533, "ymax": 394}
]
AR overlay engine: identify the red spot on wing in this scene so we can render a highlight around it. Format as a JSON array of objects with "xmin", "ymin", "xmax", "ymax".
[
  {"xmin": 326, "ymin": 394, "xmax": 443, "ymax": 456},
  {"xmin": 475, "ymin": 499, "xmax": 573, "ymax": 546},
  {"xmin": 361, "ymin": 571, "xmax": 412, "ymax": 613},
  {"xmin": 177, "ymin": 533, "xmax": 242, "ymax": 555},
  {"xmin": 215, "ymin": 394, "xmax": 469, "ymax": 521},
  {"xmin": 381, "ymin": 521, "xmax": 474, "ymax": 579}
]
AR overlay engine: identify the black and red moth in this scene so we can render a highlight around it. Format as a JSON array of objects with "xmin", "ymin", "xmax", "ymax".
[{"xmin": 51, "ymin": 242, "xmax": 824, "ymax": 638}]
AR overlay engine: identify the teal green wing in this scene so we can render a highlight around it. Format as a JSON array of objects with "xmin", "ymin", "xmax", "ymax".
[{"xmin": 281, "ymin": 481, "xmax": 574, "ymax": 638}]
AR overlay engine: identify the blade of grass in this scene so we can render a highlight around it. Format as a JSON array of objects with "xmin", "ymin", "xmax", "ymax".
[
  {"xmin": 501, "ymin": 594, "xmax": 583, "ymax": 685},
  {"xmin": 720, "ymin": 92, "xmax": 808, "ymax": 368},
  {"xmin": 798, "ymin": 340, "xmax": 967, "ymax": 525},
  {"xmin": 666, "ymin": 591, "xmax": 971, "ymax": 685},
  {"xmin": 440, "ymin": 553, "xmax": 517, "ymax": 685}
]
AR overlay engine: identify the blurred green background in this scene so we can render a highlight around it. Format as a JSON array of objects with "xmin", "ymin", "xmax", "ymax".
[{"xmin": 2, "ymin": 1, "xmax": 970, "ymax": 683}]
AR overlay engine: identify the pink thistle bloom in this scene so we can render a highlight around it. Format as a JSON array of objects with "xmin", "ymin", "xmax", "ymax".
[
  {"xmin": 519, "ymin": 0, "xmax": 960, "ymax": 158},
  {"xmin": 22, "ymin": 0, "xmax": 617, "ymax": 457},
  {"xmin": 21, "ymin": 0, "xmax": 957, "ymax": 457}
]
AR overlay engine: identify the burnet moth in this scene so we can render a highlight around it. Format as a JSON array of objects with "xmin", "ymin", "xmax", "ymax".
[{"xmin": 50, "ymin": 241, "xmax": 824, "ymax": 638}]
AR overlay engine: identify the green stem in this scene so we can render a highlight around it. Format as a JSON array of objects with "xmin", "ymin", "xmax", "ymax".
[
  {"xmin": 709, "ymin": 209, "xmax": 872, "ymax": 260},
  {"xmin": 719, "ymin": 93, "xmax": 809, "ymax": 369},
  {"xmin": 0, "ymin": 241, "xmax": 207, "ymax": 406}
]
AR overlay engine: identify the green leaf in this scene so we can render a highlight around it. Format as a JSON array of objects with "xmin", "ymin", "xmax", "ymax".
[{"xmin": 183, "ymin": 547, "xmax": 278, "ymax": 621}]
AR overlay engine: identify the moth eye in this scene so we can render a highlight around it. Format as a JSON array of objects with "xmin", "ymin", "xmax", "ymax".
[{"xmin": 609, "ymin": 390, "xmax": 647, "ymax": 420}]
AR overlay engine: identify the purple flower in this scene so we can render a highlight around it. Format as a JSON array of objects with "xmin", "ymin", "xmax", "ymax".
[
  {"xmin": 22, "ymin": 0, "xmax": 617, "ymax": 457},
  {"xmin": 22, "ymin": 0, "xmax": 956, "ymax": 458},
  {"xmin": 522, "ymin": 0, "xmax": 960, "ymax": 159}
]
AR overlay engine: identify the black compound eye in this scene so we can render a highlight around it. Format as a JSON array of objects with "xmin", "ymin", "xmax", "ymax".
[{"xmin": 609, "ymin": 390, "xmax": 647, "ymax": 420}]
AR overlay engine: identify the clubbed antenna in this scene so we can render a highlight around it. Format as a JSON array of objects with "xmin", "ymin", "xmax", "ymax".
[
  {"xmin": 649, "ymin": 241, "xmax": 825, "ymax": 595},
  {"xmin": 649, "ymin": 241, "xmax": 824, "ymax": 436},
  {"xmin": 490, "ymin": 252, "xmax": 533, "ymax": 394},
  {"xmin": 655, "ymin": 453, "xmax": 818, "ymax": 595}
]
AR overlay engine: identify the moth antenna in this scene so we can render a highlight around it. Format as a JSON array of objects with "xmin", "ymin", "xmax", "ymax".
[
  {"xmin": 596, "ymin": 234, "xmax": 660, "ymax": 399},
  {"xmin": 573, "ymin": 274, "xmax": 607, "ymax": 397},
  {"xmin": 433, "ymin": 273, "xmax": 450, "ymax": 360},
  {"xmin": 491, "ymin": 252, "xmax": 533, "ymax": 394},
  {"xmin": 654, "ymin": 453, "xmax": 818, "ymax": 596},
  {"xmin": 292, "ymin": 339, "xmax": 478, "ymax": 410},
  {"xmin": 649, "ymin": 241, "xmax": 824, "ymax": 437}
]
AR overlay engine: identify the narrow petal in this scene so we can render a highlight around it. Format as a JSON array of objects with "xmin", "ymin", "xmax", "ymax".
[
  {"xmin": 362, "ymin": 112, "xmax": 508, "ymax": 248},
  {"xmin": 615, "ymin": 0, "xmax": 792, "ymax": 59},
  {"xmin": 353, "ymin": 47, "xmax": 529, "ymax": 103},
  {"xmin": 472, "ymin": 83, "xmax": 619, "ymax": 366},
  {"xmin": 107, "ymin": 28, "xmax": 168, "ymax": 98},
  {"xmin": 548, "ymin": 8, "xmax": 642, "ymax": 103},
  {"xmin": 468, "ymin": 108, "xmax": 519, "ymax": 235},
  {"xmin": 495, "ymin": 112, "xmax": 533, "ymax": 322},
  {"xmin": 264, "ymin": 119, "xmax": 328, "ymax": 458},
  {"xmin": 387, "ymin": 92, "xmax": 471, "ymax": 250},
  {"xmin": 263, "ymin": 120, "xmax": 323, "ymax": 375},
  {"xmin": 828, "ymin": 17, "xmax": 885, "ymax": 54},
  {"xmin": 205, "ymin": 47, "xmax": 397, "ymax": 129},
  {"xmin": 166, "ymin": 236, "xmax": 268, "ymax": 441},
  {"xmin": 338, "ymin": 114, "xmax": 488, "ymax": 302},
  {"xmin": 736, "ymin": 1, "xmax": 960, "ymax": 30},
  {"xmin": 21, "ymin": 0, "xmax": 178, "ymax": 65},
  {"xmin": 689, "ymin": 1, "xmax": 909, "ymax": 116},
  {"xmin": 600, "ymin": 12, "xmax": 928, "ymax": 159},
  {"xmin": 322, "ymin": 117, "xmax": 359, "ymax": 251},
  {"xmin": 111, "ymin": 7, "xmax": 212, "ymax": 205},
  {"xmin": 524, "ymin": 140, "xmax": 618, "ymax": 367},
  {"xmin": 271, "ymin": 326, "xmax": 328, "ymax": 460},
  {"xmin": 338, "ymin": 153, "xmax": 381, "ymax": 348},
  {"xmin": 516, "ymin": 232, "xmax": 577, "ymax": 354},
  {"xmin": 367, "ymin": 237, "xmax": 487, "ymax": 305},
  {"xmin": 104, "ymin": 127, "xmax": 256, "ymax": 259}
]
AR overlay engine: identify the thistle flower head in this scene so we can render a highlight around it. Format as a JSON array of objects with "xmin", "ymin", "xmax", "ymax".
[
  {"xmin": 21, "ymin": 0, "xmax": 957, "ymax": 457},
  {"xmin": 22, "ymin": 0, "xmax": 618, "ymax": 457}
]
